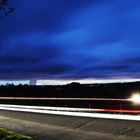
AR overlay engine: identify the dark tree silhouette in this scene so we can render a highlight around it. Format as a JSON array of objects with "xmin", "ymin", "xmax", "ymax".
[{"xmin": 0, "ymin": 0, "xmax": 15, "ymax": 19}]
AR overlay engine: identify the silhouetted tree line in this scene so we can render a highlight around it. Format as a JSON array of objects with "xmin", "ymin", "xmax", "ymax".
[
  {"xmin": 0, "ymin": 81, "xmax": 140, "ymax": 98},
  {"xmin": 0, "ymin": 0, "xmax": 15, "ymax": 19}
]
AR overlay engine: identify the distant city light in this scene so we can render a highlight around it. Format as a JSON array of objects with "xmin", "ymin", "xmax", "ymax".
[{"xmin": 130, "ymin": 93, "xmax": 140, "ymax": 104}]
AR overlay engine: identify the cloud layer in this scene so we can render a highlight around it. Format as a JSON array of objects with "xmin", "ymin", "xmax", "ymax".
[{"xmin": 0, "ymin": 0, "xmax": 140, "ymax": 80}]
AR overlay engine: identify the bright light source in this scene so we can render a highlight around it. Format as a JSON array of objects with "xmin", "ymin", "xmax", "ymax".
[{"xmin": 130, "ymin": 93, "xmax": 140, "ymax": 104}]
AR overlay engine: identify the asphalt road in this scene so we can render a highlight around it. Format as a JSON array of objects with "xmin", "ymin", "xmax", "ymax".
[{"xmin": 0, "ymin": 110, "xmax": 139, "ymax": 140}]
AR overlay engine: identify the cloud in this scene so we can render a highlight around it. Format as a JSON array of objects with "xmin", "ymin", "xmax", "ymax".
[{"xmin": 0, "ymin": 0, "xmax": 140, "ymax": 80}]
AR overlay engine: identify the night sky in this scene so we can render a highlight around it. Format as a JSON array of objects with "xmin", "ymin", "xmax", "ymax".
[{"xmin": 0, "ymin": 0, "xmax": 140, "ymax": 83}]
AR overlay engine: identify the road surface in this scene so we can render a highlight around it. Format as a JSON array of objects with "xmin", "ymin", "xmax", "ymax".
[{"xmin": 0, "ymin": 109, "xmax": 139, "ymax": 140}]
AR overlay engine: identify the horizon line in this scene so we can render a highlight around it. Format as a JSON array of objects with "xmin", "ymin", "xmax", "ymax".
[{"xmin": 0, "ymin": 78, "xmax": 140, "ymax": 85}]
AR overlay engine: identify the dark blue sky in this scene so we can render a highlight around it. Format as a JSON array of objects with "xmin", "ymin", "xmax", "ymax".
[{"xmin": 0, "ymin": 0, "xmax": 140, "ymax": 81}]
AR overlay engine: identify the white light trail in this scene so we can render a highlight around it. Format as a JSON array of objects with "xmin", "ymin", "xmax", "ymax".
[
  {"xmin": 0, "ymin": 97, "xmax": 132, "ymax": 102},
  {"xmin": 0, "ymin": 104, "xmax": 139, "ymax": 121},
  {"xmin": 0, "ymin": 104, "xmax": 104, "ymax": 112}
]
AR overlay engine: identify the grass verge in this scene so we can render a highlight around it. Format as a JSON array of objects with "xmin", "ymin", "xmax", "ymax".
[{"xmin": 0, "ymin": 128, "xmax": 33, "ymax": 140}]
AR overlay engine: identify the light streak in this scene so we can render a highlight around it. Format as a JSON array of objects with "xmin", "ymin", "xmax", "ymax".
[
  {"xmin": 0, "ymin": 104, "xmax": 139, "ymax": 121},
  {"xmin": 0, "ymin": 104, "xmax": 104, "ymax": 112},
  {"xmin": 0, "ymin": 97, "xmax": 132, "ymax": 102},
  {"xmin": 0, "ymin": 104, "xmax": 139, "ymax": 113}
]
